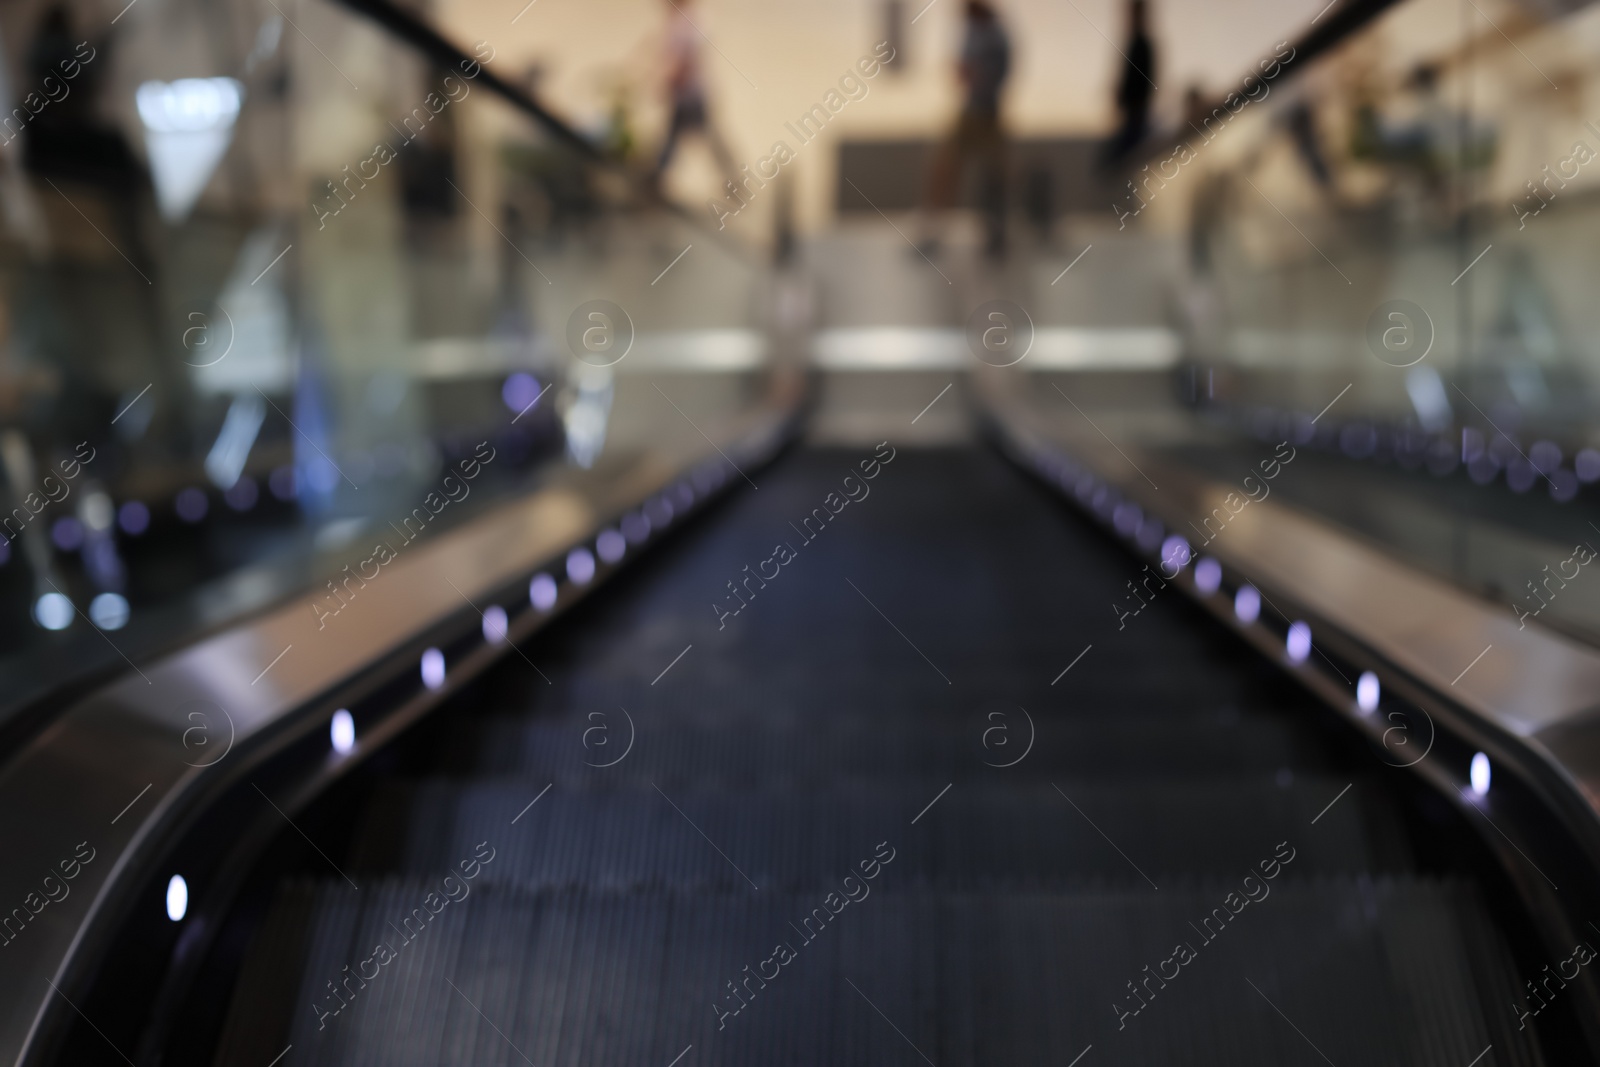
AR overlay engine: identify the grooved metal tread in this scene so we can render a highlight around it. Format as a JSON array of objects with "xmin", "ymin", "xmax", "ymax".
[
  {"xmin": 441, "ymin": 712, "xmax": 1330, "ymax": 782},
  {"xmin": 345, "ymin": 778, "xmax": 1413, "ymax": 888},
  {"xmin": 210, "ymin": 447, "xmax": 1538, "ymax": 1066},
  {"xmin": 217, "ymin": 877, "xmax": 1537, "ymax": 1067}
]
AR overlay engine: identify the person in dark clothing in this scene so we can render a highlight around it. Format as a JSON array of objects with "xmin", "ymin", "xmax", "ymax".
[
  {"xmin": 918, "ymin": 1, "xmax": 1012, "ymax": 257},
  {"xmin": 1100, "ymin": 0, "xmax": 1156, "ymax": 170}
]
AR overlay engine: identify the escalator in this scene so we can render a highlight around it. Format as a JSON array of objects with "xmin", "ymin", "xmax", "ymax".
[
  {"xmin": 11, "ymin": 0, "xmax": 1600, "ymax": 1062},
  {"xmin": 197, "ymin": 445, "xmax": 1547, "ymax": 1066}
]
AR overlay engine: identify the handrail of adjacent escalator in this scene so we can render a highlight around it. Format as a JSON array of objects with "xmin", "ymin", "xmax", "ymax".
[
  {"xmin": 329, "ymin": 0, "xmax": 752, "ymax": 251},
  {"xmin": 1126, "ymin": 0, "xmax": 1401, "ymax": 169}
]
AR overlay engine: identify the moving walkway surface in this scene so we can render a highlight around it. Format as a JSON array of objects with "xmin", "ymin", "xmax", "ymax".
[{"xmin": 207, "ymin": 445, "xmax": 1543, "ymax": 1066}]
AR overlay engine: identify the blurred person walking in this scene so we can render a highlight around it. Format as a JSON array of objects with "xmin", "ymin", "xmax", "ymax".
[
  {"xmin": 653, "ymin": 0, "xmax": 737, "ymax": 194},
  {"xmin": 917, "ymin": 1, "xmax": 1012, "ymax": 258},
  {"xmin": 1099, "ymin": 0, "xmax": 1156, "ymax": 170}
]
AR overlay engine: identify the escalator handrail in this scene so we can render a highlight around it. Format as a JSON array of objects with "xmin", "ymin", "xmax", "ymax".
[
  {"xmin": 331, "ymin": 0, "xmax": 605, "ymax": 162},
  {"xmin": 974, "ymin": 379, "xmax": 1600, "ymax": 1047},
  {"xmin": 329, "ymin": 0, "xmax": 750, "ymax": 250},
  {"xmin": 1126, "ymin": 0, "xmax": 1401, "ymax": 169},
  {"xmin": 0, "ymin": 392, "xmax": 802, "ymax": 1067}
]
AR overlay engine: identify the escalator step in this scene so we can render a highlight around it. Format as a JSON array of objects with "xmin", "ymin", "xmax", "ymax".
[
  {"xmin": 343, "ymin": 779, "xmax": 1412, "ymax": 888},
  {"xmin": 215, "ymin": 877, "xmax": 1538, "ymax": 1067},
  {"xmin": 204, "ymin": 446, "xmax": 1542, "ymax": 1067},
  {"xmin": 472, "ymin": 663, "xmax": 1289, "ymax": 728},
  {"xmin": 442, "ymin": 711, "xmax": 1329, "ymax": 782}
]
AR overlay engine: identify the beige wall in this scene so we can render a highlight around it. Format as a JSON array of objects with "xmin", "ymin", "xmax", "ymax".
[{"xmin": 437, "ymin": 0, "xmax": 1332, "ymax": 233}]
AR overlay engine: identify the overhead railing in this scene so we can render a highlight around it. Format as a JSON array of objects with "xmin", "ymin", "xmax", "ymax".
[
  {"xmin": 330, "ymin": 0, "xmax": 763, "ymax": 252},
  {"xmin": 331, "ymin": 0, "xmax": 607, "ymax": 163}
]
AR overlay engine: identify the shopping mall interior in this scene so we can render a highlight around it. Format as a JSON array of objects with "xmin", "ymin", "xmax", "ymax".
[{"xmin": 1, "ymin": 0, "xmax": 1599, "ymax": 1062}]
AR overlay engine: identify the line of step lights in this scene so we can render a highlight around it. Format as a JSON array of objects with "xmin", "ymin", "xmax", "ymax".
[
  {"xmin": 160, "ymin": 457, "xmax": 731, "ymax": 924},
  {"xmin": 1225, "ymin": 403, "xmax": 1599, "ymax": 502},
  {"xmin": 1010, "ymin": 441, "xmax": 1498, "ymax": 833}
]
